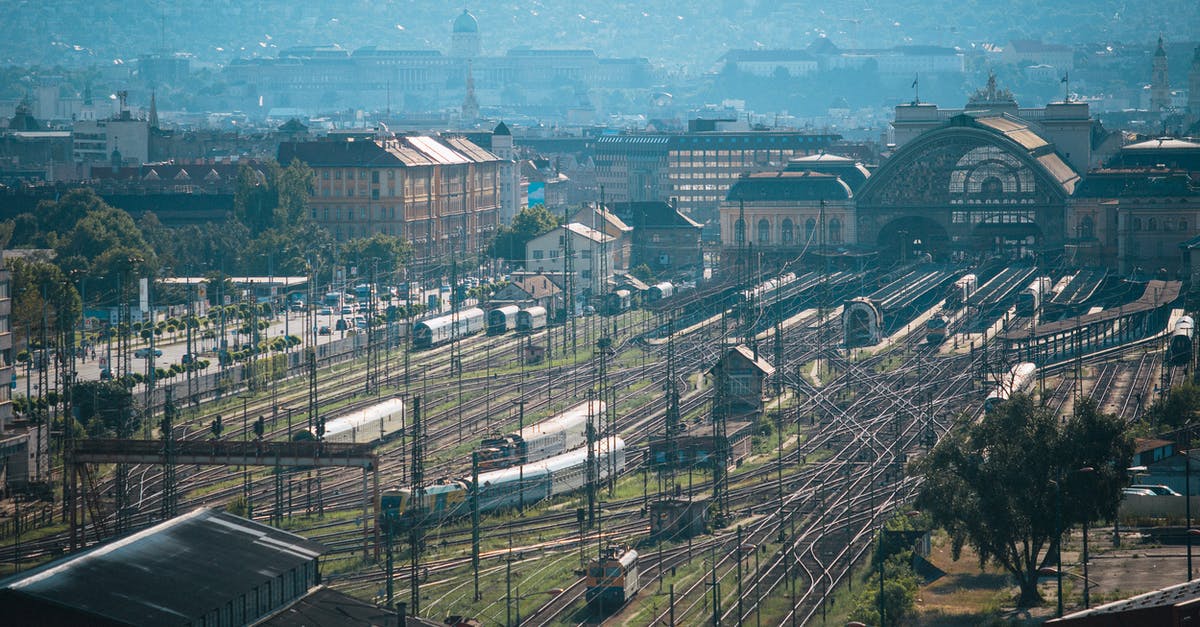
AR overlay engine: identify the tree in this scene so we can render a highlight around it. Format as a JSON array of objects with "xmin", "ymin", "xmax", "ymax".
[
  {"xmin": 72, "ymin": 379, "xmax": 137, "ymax": 438},
  {"xmin": 487, "ymin": 204, "xmax": 561, "ymax": 263},
  {"xmin": 914, "ymin": 394, "xmax": 1132, "ymax": 607},
  {"xmin": 339, "ymin": 232, "xmax": 414, "ymax": 278},
  {"xmin": 233, "ymin": 159, "xmax": 313, "ymax": 237},
  {"xmin": 1144, "ymin": 382, "xmax": 1200, "ymax": 432},
  {"xmin": 7, "ymin": 257, "xmax": 81, "ymax": 341}
]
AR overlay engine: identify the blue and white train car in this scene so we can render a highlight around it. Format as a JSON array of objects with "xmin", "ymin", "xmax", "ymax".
[
  {"xmin": 412, "ymin": 307, "xmax": 486, "ymax": 348},
  {"xmin": 381, "ymin": 437, "xmax": 626, "ymax": 523},
  {"xmin": 478, "ymin": 400, "xmax": 601, "ymax": 470}
]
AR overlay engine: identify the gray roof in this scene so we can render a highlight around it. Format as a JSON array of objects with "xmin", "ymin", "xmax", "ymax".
[{"xmin": 0, "ymin": 508, "xmax": 325, "ymax": 626}]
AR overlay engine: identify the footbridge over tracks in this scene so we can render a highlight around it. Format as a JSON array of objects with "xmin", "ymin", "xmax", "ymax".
[
  {"xmin": 999, "ymin": 280, "xmax": 1181, "ymax": 366},
  {"xmin": 842, "ymin": 265, "xmax": 958, "ymax": 347},
  {"xmin": 67, "ymin": 439, "xmax": 380, "ymax": 555}
]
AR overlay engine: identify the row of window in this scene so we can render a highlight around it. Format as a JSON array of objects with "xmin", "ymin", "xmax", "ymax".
[
  {"xmin": 732, "ymin": 217, "xmax": 844, "ymax": 245},
  {"xmin": 531, "ymin": 248, "xmax": 593, "ymax": 260},
  {"xmin": 1130, "ymin": 216, "xmax": 1189, "ymax": 232}
]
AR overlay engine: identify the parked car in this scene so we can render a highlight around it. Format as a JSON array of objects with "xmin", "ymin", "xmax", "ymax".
[
  {"xmin": 1122, "ymin": 487, "xmax": 1157, "ymax": 497},
  {"xmin": 318, "ymin": 325, "xmax": 331, "ymax": 336},
  {"xmin": 341, "ymin": 306, "xmax": 353, "ymax": 315},
  {"xmin": 134, "ymin": 348, "xmax": 163, "ymax": 359},
  {"xmin": 1130, "ymin": 484, "xmax": 1183, "ymax": 496}
]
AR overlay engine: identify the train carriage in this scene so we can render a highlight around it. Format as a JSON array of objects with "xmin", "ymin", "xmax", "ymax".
[
  {"xmin": 487, "ymin": 305, "xmax": 521, "ymax": 335},
  {"xmin": 380, "ymin": 436, "xmax": 626, "ymax": 525},
  {"xmin": 586, "ymin": 545, "xmax": 639, "ymax": 609},
  {"xmin": 925, "ymin": 314, "xmax": 949, "ymax": 345},
  {"xmin": 603, "ymin": 290, "xmax": 632, "ymax": 315},
  {"xmin": 478, "ymin": 400, "xmax": 601, "ymax": 470},
  {"xmin": 295, "ymin": 397, "xmax": 405, "ymax": 444},
  {"xmin": 412, "ymin": 307, "xmax": 486, "ymax": 348},
  {"xmin": 516, "ymin": 306, "xmax": 548, "ymax": 333},
  {"xmin": 1168, "ymin": 316, "xmax": 1195, "ymax": 366},
  {"xmin": 945, "ymin": 274, "xmax": 977, "ymax": 310},
  {"xmin": 984, "ymin": 362, "xmax": 1038, "ymax": 412},
  {"xmin": 646, "ymin": 282, "xmax": 675, "ymax": 303}
]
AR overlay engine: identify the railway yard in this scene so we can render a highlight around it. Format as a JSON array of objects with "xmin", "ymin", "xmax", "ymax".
[{"xmin": 0, "ymin": 259, "xmax": 1193, "ymax": 626}]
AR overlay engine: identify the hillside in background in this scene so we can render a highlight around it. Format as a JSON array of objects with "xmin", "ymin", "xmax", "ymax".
[{"xmin": 3, "ymin": 0, "xmax": 1195, "ymax": 70}]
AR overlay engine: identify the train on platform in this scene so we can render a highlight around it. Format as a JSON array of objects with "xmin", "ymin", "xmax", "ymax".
[
  {"xmin": 984, "ymin": 362, "xmax": 1038, "ymax": 412},
  {"xmin": 380, "ymin": 437, "xmax": 626, "ymax": 525},
  {"xmin": 945, "ymin": 274, "xmax": 977, "ymax": 310},
  {"xmin": 1015, "ymin": 277, "xmax": 1052, "ymax": 317},
  {"xmin": 487, "ymin": 305, "xmax": 521, "ymax": 335},
  {"xmin": 294, "ymin": 397, "xmax": 406, "ymax": 444},
  {"xmin": 586, "ymin": 545, "xmax": 639, "ymax": 609},
  {"xmin": 1168, "ymin": 315, "xmax": 1195, "ymax": 366},
  {"xmin": 925, "ymin": 314, "xmax": 949, "ymax": 344},
  {"xmin": 731, "ymin": 273, "xmax": 797, "ymax": 306},
  {"xmin": 412, "ymin": 307, "xmax": 487, "ymax": 348},
  {"xmin": 477, "ymin": 400, "xmax": 601, "ymax": 470},
  {"xmin": 517, "ymin": 306, "xmax": 549, "ymax": 333}
]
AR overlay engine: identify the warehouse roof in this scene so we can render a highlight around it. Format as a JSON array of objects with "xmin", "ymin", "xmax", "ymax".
[{"xmin": 0, "ymin": 508, "xmax": 324, "ymax": 626}]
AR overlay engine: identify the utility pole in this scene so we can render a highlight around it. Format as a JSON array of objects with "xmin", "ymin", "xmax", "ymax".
[
  {"xmin": 471, "ymin": 451, "xmax": 481, "ymax": 601},
  {"xmin": 585, "ymin": 389, "xmax": 597, "ymax": 527},
  {"xmin": 160, "ymin": 388, "xmax": 177, "ymax": 520},
  {"xmin": 409, "ymin": 396, "xmax": 424, "ymax": 617}
]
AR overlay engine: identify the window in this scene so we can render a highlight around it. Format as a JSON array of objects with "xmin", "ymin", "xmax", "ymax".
[
  {"xmin": 1132, "ymin": 217, "xmax": 1142, "ymax": 231},
  {"xmin": 322, "ymin": 170, "xmax": 330, "ymax": 180},
  {"xmin": 533, "ymin": 250, "xmax": 544, "ymax": 260},
  {"xmin": 371, "ymin": 171, "xmax": 379, "ymax": 183},
  {"xmin": 582, "ymin": 270, "xmax": 591, "ymax": 279},
  {"xmin": 781, "ymin": 219, "xmax": 794, "ymax": 244},
  {"xmin": 829, "ymin": 218, "xmax": 842, "ymax": 244},
  {"xmin": 1079, "ymin": 216, "xmax": 1094, "ymax": 239},
  {"xmin": 734, "ymin": 218, "xmax": 745, "ymax": 244},
  {"xmin": 372, "ymin": 189, "xmax": 379, "ymax": 200},
  {"xmin": 1148, "ymin": 218, "xmax": 1157, "ymax": 231},
  {"xmin": 757, "ymin": 219, "xmax": 770, "ymax": 244}
]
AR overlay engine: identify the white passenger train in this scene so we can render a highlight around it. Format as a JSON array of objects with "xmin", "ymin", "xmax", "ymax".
[
  {"xmin": 296, "ymin": 397, "xmax": 406, "ymax": 444},
  {"xmin": 412, "ymin": 307, "xmax": 486, "ymax": 348},
  {"xmin": 984, "ymin": 362, "xmax": 1038, "ymax": 412}
]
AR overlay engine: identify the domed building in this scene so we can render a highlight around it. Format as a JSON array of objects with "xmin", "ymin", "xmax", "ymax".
[
  {"xmin": 857, "ymin": 77, "xmax": 1085, "ymax": 260},
  {"xmin": 451, "ymin": 9, "xmax": 480, "ymax": 59}
]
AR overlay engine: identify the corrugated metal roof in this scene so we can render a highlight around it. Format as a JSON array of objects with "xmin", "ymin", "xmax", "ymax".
[
  {"xmin": 1037, "ymin": 154, "xmax": 1080, "ymax": 194},
  {"xmin": 441, "ymin": 136, "xmax": 500, "ymax": 163},
  {"xmin": 1, "ymin": 508, "xmax": 324, "ymax": 626},
  {"xmin": 405, "ymin": 136, "xmax": 469, "ymax": 165}
]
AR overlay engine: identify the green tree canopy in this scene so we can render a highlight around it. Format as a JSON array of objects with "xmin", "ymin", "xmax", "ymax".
[
  {"xmin": 487, "ymin": 204, "xmax": 561, "ymax": 263},
  {"xmin": 1144, "ymin": 382, "xmax": 1200, "ymax": 432},
  {"xmin": 72, "ymin": 379, "xmax": 137, "ymax": 438},
  {"xmin": 339, "ymin": 232, "xmax": 413, "ymax": 279},
  {"xmin": 233, "ymin": 159, "xmax": 313, "ymax": 237},
  {"xmin": 914, "ymin": 394, "xmax": 1133, "ymax": 607},
  {"xmin": 7, "ymin": 257, "xmax": 82, "ymax": 339}
]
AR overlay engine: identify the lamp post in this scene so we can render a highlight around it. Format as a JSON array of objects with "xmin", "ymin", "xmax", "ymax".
[
  {"xmin": 1187, "ymin": 449, "xmax": 1194, "ymax": 581},
  {"xmin": 1050, "ymin": 466, "xmax": 1093, "ymax": 616}
]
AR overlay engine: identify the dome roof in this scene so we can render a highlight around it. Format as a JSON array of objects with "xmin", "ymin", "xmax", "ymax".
[{"xmin": 453, "ymin": 9, "xmax": 478, "ymax": 34}]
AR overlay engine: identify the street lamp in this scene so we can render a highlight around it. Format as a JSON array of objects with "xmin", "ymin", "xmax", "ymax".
[
  {"xmin": 1186, "ymin": 449, "xmax": 1195, "ymax": 581},
  {"xmin": 1050, "ymin": 466, "xmax": 1094, "ymax": 617}
]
